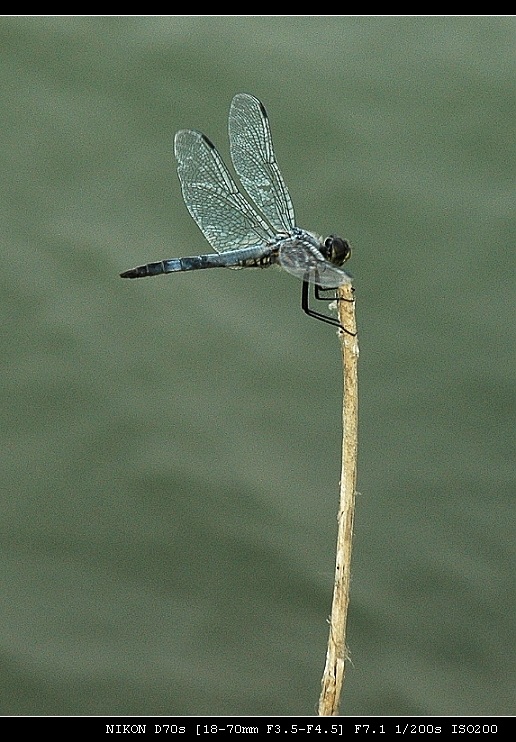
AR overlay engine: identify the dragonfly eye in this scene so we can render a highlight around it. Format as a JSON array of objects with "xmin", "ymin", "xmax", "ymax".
[{"xmin": 323, "ymin": 235, "xmax": 351, "ymax": 266}]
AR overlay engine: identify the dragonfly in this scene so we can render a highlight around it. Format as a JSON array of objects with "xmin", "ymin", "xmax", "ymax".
[{"xmin": 120, "ymin": 93, "xmax": 353, "ymax": 330}]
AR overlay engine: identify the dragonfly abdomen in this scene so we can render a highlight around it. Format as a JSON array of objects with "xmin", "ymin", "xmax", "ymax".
[
  {"xmin": 120, "ymin": 245, "xmax": 278, "ymax": 279},
  {"xmin": 120, "ymin": 255, "xmax": 233, "ymax": 278},
  {"xmin": 237, "ymin": 252, "xmax": 279, "ymax": 270}
]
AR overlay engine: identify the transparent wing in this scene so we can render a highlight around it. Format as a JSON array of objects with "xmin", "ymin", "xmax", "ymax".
[
  {"xmin": 174, "ymin": 129, "xmax": 274, "ymax": 253},
  {"xmin": 229, "ymin": 93, "xmax": 296, "ymax": 233},
  {"xmin": 278, "ymin": 243, "xmax": 352, "ymax": 289}
]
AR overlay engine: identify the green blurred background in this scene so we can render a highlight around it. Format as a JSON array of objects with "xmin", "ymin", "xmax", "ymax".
[{"xmin": 1, "ymin": 16, "xmax": 514, "ymax": 716}]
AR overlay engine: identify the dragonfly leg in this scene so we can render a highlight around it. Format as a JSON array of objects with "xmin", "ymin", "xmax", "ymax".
[
  {"xmin": 314, "ymin": 284, "xmax": 354, "ymax": 303},
  {"xmin": 301, "ymin": 280, "xmax": 356, "ymax": 335}
]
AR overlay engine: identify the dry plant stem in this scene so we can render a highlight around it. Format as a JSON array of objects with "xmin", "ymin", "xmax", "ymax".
[{"xmin": 318, "ymin": 283, "xmax": 359, "ymax": 716}]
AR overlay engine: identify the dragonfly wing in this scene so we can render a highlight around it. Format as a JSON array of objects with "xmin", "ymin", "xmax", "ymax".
[
  {"xmin": 229, "ymin": 93, "xmax": 296, "ymax": 234},
  {"xmin": 174, "ymin": 129, "xmax": 273, "ymax": 253},
  {"xmin": 278, "ymin": 243, "xmax": 352, "ymax": 289}
]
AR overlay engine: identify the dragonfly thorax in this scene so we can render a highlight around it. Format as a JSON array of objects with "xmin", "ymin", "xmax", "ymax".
[{"xmin": 320, "ymin": 235, "xmax": 351, "ymax": 267}]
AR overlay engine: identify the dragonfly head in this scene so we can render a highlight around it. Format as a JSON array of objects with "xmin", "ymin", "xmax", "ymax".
[{"xmin": 321, "ymin": 235, "xmax": 351, "ymax": 267}]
